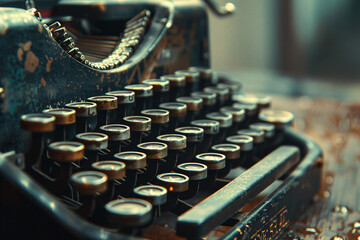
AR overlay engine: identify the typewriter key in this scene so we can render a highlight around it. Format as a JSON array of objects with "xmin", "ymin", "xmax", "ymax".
[
  {"xmin": 259, "ymin": 110, "xmax": 295, "ymax": 150},
  {"xmin": 125, "ymin": 84, "xmax": 153, "ymax": 113},
  {"xmin": 65, "ymin": 102, "xmax": 97, "ymax": 133},
  {"xmin": 259, "ymin": 110, "xmax": 295, "ymax": 129},
  {"xmin": 247, "ymin": 94, "xmax": 272, "ymax": 110},
  {"xmin": 114, "ymin": 151, "xmax": 146, "ymax": 170},
  {"xmin": 204, "ymin": 86, "xmax": 230, "ymax": 107},
  {"xmin": 175, "ymin": 69, "xmax": 200, "ymax": 95},
  {"xmin": 226, "ymin": 135, "xmax": 253, "ymax": 167},
  {"xmin": 100, "ymin": 124, "xmax": 130, "ymax": 154},
  {"xmin": 106, "ymin": 90, "xmax": 135, "ymax": 120},
  {"xmin": 217, "ymin": 82, "xmax": 242, "ymax": 95},
  {"xmin": 176, "ymin": 96, "xmax": 203, "ymax": 124},
  {"xmin": 156, "ymin": 173, "xmax": 189, "ymax": 212},
  {"xmin": 191, "ymin": 119, "xmax": 220, "ymax": 152},
  {"xmin": 92, "ymin": 160, "xmax": 126, "ymax": 200},
  {"xmin": 159, "ymin": 102, "xmax": 187, "ymax": 131},
  {"xmin": 88, "ymin": 96, "xmax": 118, "ymax": 128},
  {"xmin": 250, "ymin": 123, "xmax": 275, "ymax": 138},
  {"xmin": 157, "ymin": 173, "xmax": 189, "ymax": 192},
  {"xmin": 143, "ymin": 79, "xmax": 170, "ymax": 107},
  {"xmin": 157, "ymin": 134, "xmax": 187, "ymax": 172},
  {"xmin": 211, "ymin": 144, "xmax": 240, "ymax": 177},
  {"xmin": 141, "ymin": 109, "xmax": 169, "ymax": 140},
  {"xmin": 105, "ymin": 198, "xmax": 153, "ymax": 232},
  {"xmin": 191, "ymin": 91, "xmax": 216, "ymax": 116},
  {"xmin": 71, "ymin": 171, "xmax": 108, "ymax": 217},
  {"xmin": 123, "ymin": 116, "xmax": 151, "ymax": 148},
  {"xmin": 160, "ymin": 74, "xmax": 186, "ymax": 101},
  {"xmin": 237, "ymin": 129, "xmax": 265, "ymax": 144},
  {"xmin": 75, "ymin": 132, "xmax": 108, "ymax": 165},
  {"xmin": 48, "ymin": 141, "xmax": 84, "ymax": 195},
  {"xmin": 220, "ymin": 106, "xmax": 246, "ymax": 131},
  {"xmin": 71, "ymin": 171, "xmax": 108, "ymax": 195},
  {"xmin": 21, "ymin": 113, "xmax": 55, "ymax": 171},
  {"xmin": 175, "ymin": 126, "xmax": 204, "ymax": 163},
  {"xmin": 232, "ymin": 102, "xmax": 257, "ymax": 127},
  {"xmin": 196, "ymin": 153, "xmax": 226, "ymax": 188},
  {"xmin": 137, "ymin": 142, "xmax": 168, "ymax": 183},
  {"xmin": 188, "ymin": 66, "xmax": 213, "ymax": 89},
  {"xmin": 134, "ymin": 185, "xmax": 167, "ymax": 206},
  {"xmin": 176, "ymin": 162, "xmax": 208, "ymax": 200},
  {"xmin": 206, "ymin": 112, "xmax": 233, "ymax": 143},
  {"xmin": 43, "ymin": 108, "xmax": 76, "ymax": 141}
]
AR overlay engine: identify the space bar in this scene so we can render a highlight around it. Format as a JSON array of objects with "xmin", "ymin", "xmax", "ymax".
[{"xmin": 176, "ymin": 145, "xmax": 300, "ymax": 238}]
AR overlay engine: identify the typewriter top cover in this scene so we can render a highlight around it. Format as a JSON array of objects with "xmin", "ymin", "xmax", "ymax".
[{"xmin": 0, "ymin": 1, "xmax": 323, "ymax": 239}]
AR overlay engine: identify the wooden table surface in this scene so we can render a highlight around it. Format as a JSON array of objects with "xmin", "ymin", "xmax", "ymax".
[{"xmin": 270, "ymin": 96, "xmax": 360, "ymax": 240}]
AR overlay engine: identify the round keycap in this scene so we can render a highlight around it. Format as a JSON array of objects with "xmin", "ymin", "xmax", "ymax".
[
  {"xmin": 250, "ymin": 123, "xmax": 275, "ymax": 138},
  {"xmin": 124, "ymin": 84, "xmax": 153, "ymax": 97},
  {"xmin": 123, "ymin": 116, "xmax": 151, "ymax": 132},
  {"xmin": 259, "ymin": 110, "xmax": 295, "ymax": 128},
  {"xmin": 217, "ymin": 82, "xmax": 242, "ymax": 94},
  {"xmin": 20, "ymin": 113, "xmax": 56, "ymax": 132},
  {"xmin": 176, "ymin": 162, "xmax": 207, "ymax": 180},
  {"xmin": 195, "ymin": 153, "xmax": 226, "ymax": 170},
  {"xmin": 156, "ymin": 173, "xmax": 189, "ymax": 192},
  {"xmin": 105, "ymin": 198, "xmax": 152, "ymax": 228},
  {"xmin": 226, "ymin": 135, "xmax": 253, "ymax": 151},
  {"xmin": 206, "ymin": 112, "xmax": 233, "ymax": 128},
  {"xmin": 160, "ymin": 74, "xmax": 186, "ymax": 87},
  {"xmin": 191, "ymin": 91, "xmax": 216, "ymax": 106},
  {"xmin": 159, "ymin": 102, "xmax": 187, "ymax": 117},
  {"xmin": 134, "ymin": 185, "xmax": 167, "ymax": 206},
  {"xmin": 176, "ymin": 96, "xmax": 203, "ymax": 111},
  {"xmin": 237, "ymin": 129, "xmax": 265, "ymax": 144},
  {"xmin": 232, "ymin": 93, "xmax": 258, "ymax": 106},
  {"xmin": 43, "ymin": 108, "xmax": 76, "ymax": 125},
  {"xmin": 71, "ymin": 171, "xmax": 108, "ymax": 195},
  {"xmin": 175, "ymin": 126, "xmax": 204, "ymax": 142},
  {"xmin": 191, "ymin": 119, "xmax": 219, "ymax": 135},
  {"xmin": 220, "ymin": 106, "xmax": 245, "ymax": 123},
  {"xmin": 87, "ymin": 95, "xmax": 118, "ymax": 110},
  {"xmin": 105, "ymin": 90, "xmax": 135, "ymax": 104},
  {"xmin": 211, "ymin": 144, "xmax": 240, "ymax": 160},
  {"xmin": 141, "ymin": 109, "xmax": 169, "ymax": 124},
  {"xmin": 246, "ymin": 94, "xmax": 271, "ymax": 109},
  {"xmin": 157, "ymin": 134, "xmax": 187, "ymax": 150},
  {"xmin": 100, "ymin": 124, "xmax": 130, "ymax": 141},
  {"xmin": 175, "ymin": 69, "xmax": 200, "ymax": 83},
  {"xmin": 137, "ymin": 142, "xmax": 168, "ymax": 159},
  {"xmin": 232, "ymin": 102, "xmax": 257, "ymax": 116},
  {"xmin": 65, "ymin": 102, "xmax": 97, "ymax": 117},
  {"xmin": 114, "ymin": 151, "xmax": 146, "ymax": 169},
  {"xmin": 48, "ymin": 141, "xmax": 84, "ymax": 162},
  {"xmin": 143, "ymin": 79, "xmax": 170, "ymax": 92},
  {"xmin": 92, "ymin": 160, "xmax": 126, "ymax": 180},
  {"xmin": 75, "ymin": 132, "xmax": 108, "ymax": 150},
  {"xmin": 204, "ymin": 86, "xmax": 230, "ymax": 102},
  {"xmin": 188, "ymin": 67, "xmax": 213, "ymax": 80}
]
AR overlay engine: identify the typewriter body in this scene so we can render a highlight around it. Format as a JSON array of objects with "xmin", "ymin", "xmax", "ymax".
[{"xmin": 0, "ymin": 1, "xmax": 323, "ymax": 239}]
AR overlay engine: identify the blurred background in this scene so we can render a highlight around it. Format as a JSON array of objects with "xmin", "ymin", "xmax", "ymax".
[{"xmin": 208, "ymin": 0, "xmax": 360, "ymax": 100}]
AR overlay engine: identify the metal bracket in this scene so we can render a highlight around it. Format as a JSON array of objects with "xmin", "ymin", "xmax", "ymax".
[{"xmin": 203, "ymin": 0, "xmax": 236, "ymax": 17}]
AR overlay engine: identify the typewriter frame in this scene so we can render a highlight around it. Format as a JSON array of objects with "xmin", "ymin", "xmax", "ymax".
[{"xmin": 0, "ymin": 129, "xmax": 322, "ymax": 239}]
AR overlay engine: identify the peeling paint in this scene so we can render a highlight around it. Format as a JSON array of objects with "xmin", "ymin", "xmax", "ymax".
[
  {"xmin": 41, "ymin": 78, "xmax": 46, "ymax": 87},
  {"xmin": 45, "ymin": 55, "xmax": 53, "ymax": 73},
  {"xmin": 100, "ymin": 74, "xmax": 104, "ymax": 83},
  {"xmin": 17, "ymin": 48, "xmax": 24, "ymax": 61},
  {"xmin": 38, "ymin": 24, "xmax": 43, "ymax": 33},
  {"xmin": 19, "ymin": 41, "xmax": 32, "ymax": 52},
  {"xmin": 24, "ymin": 51, "xmax": 39, "ymax": 73}
]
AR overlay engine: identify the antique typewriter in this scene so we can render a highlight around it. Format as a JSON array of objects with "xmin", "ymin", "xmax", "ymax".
[{"xmin": 0, "ymin": 0, "xmax": 323, "ymax": 239}]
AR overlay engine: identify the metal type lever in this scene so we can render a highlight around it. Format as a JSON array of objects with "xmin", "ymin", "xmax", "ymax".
[{"xmin": 203, "ymin": 0, "xmax": 236, "ymax": 16}]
